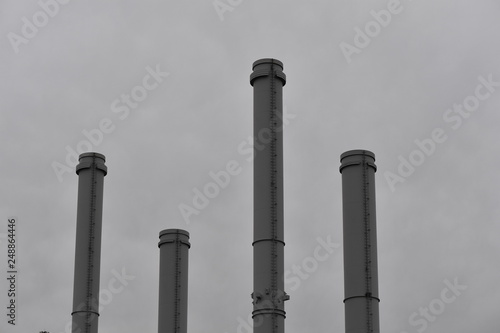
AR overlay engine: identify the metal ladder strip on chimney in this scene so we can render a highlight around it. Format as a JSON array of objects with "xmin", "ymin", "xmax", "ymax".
[
  {"xmin": 362, "ymin": 152, "xmax": 374, "ymax": 333},
  {"xmin": 85, "ymin": 155, "xmax": 97, "ymax": 333},
  {"xmin": 174, "ymin": 231, "xmax": 181, "ymax": 333},
  {"xmin": 269, "ymin": 61, "xmax": 278, "ymax": 333}
]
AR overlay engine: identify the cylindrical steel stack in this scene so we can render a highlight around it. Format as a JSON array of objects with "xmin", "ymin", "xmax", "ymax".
[
  {"xmin": 158, "ymin": 229, "xmax": 190, "ymax": 333},
  {"xmin": 340, "ymin": 150, "xmax": 380, "ymax": 333},
  {"xmin": 250, "ymin": 58, "xmax": 289, "ymax": 333},
  {"xmin": 71, "ymin": 152, "xmax": 108, "ymax": 333}
]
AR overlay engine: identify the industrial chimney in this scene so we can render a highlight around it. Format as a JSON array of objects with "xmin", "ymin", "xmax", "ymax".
[
  {"xmin": 250, "ymin": 58, "xmax": 289, "ymax": 333},
  {"xmin": 71, "ymin": 152, "xmax": 107, "ymax": 333},
  {"xmin": 340, "ymin": 150, "xmax": 380, "ymax": 333},
  {"xmin": 158, "ymin": 229, "xmax": 190, "ymax": 333}
]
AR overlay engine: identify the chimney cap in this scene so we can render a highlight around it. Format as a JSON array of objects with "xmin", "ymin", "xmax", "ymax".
[
  {"xmin": 250, "ymin": 58, "xmax": 286, "ymax": 86},
  {"xmin": 158, "ymin": 229, "xmax": 190, "ymax": 248},
  {"xmin": 78, "ymin": 152, "xmax": 106, "ymax": 162},
  {"xmin": 340, "ymin": 149, "xmax": 375, "ymax": 161},
  {"xmin": 159, "ymin": 229, "xmax": 190, "ymax": 238},
  {"xmin": 339, "ymin": 150, "xmax": 377, "ymax": 173},
  {"xmin": 252, "ymin": 58, "xmax": 284, "ymax": 70},
  {"xmin": 76, "ymin": 152, "xmax": 107, "ymax": 175}
]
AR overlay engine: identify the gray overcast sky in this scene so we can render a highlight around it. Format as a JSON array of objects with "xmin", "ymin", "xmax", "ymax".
[{"xmin": 1, "ymin": 0, "xmax": 500, "ymax": 332}]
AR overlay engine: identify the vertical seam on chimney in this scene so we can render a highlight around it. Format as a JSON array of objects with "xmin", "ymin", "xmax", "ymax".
[
  {"xmin": 362, "ymin": 151, "xmax": 374, "ymax": 333},
  {"xmin": 174, "ymin": 231, "xmax": 181, "ymax": 333},
  {"xmin": 85, "ymin": 155, "xmax": 97, "ymax": 333},
  {"xmin": 269, "ymin": 60, "xmax": 278, "ymax": 333}
]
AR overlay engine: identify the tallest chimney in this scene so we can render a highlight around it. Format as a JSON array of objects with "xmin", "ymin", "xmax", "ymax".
[
  {"xmin": 340, "ymin": 150, "xmax": 380, "ymax": 333},
  {"xmin": 250, "ymin": 58, "xmax": 289, "ymax": 333},
  {"xmin": 71, "ymin": 152, "xmax": 107, "ymax": 333}
]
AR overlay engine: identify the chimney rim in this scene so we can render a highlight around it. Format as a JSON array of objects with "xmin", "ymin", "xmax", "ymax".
[
  {"xmin": 159, "ymin": 228, "xmax": 190, "ymax": 238},
  {"xmin": 78, "ymin": 152, "xmax": 106, "ymax": 162},
  {"xmin": 339, "ymin": 149, "xmax": 377, "ymax": 173},
  {"xmin": 340, "ymin": 149, "xmax": 375, "ymax": 161},
  {"xmin": 252, "ymin": 58, "xmax": 284, "ymax": 70}
]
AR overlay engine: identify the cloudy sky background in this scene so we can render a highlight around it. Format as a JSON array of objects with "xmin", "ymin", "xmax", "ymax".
[{"xmin": 1, "ymin": 0, "xmax": 500, "ymax": 332}]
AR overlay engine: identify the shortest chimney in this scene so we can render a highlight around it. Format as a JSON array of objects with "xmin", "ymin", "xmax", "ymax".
[
  {"xmin": 158, "ymin": 229, "xmax": 190, "ymax": 333},
  {"xmin": 340, "ymin": 150, "xmax": 380, "ymax": 333}
]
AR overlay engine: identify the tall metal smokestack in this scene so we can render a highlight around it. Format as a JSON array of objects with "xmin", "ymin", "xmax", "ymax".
[
  {"xmin": 340, "ymin": 150, "xmax": 380, "ymax": 333},
  {"xmin": 71, "ymin": 152, "xmax": 107, "ymax": 333},
  {"xmin": 250, "ymin": 58, "xmax": 289, "ymax": 333},
  {"xmin": 158, "ymin": 229, "xmax": 190, "ymax": 333}
]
